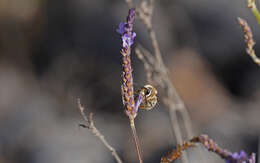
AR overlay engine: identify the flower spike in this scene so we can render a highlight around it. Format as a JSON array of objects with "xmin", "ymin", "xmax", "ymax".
[{"xmin": 117, "ymin": 8, "xmax": 139, "ymax": 118}]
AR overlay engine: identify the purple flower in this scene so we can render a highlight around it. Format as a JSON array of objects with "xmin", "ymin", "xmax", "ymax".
[
  {"xmin": 134, "ymin": 93, "xmax": 143, "ymax": 112},
  {"xmin": 226, "ymin": 150, "xmax": 256, "ymax": 163},
  {"xmin": 118, "ymin": 8, "xmax": 137, "ymax": 117},
  {"xmin": 127, "ymin": 8, "xmax": 135, "ymax": 25},
  {"xmin": 248, "ymin": 153, "xmax": 256, "ymax": 163},
  {"xmin": 116, "ymin": 22, "xmax": 126, "ymax": 35},
  {"xmin": 116, "ymin": 8, "xmax": 136, "ymax": 49},
  {"xmin": 232, "ymin": 151, "xmax": 247, "ymax": 160},
  {"xmin": 122, "ymin": 32, "xmax": 136, "ymax": 48}
]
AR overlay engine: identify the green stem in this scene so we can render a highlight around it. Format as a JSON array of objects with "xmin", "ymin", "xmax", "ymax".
[
  {"xmin": 251, "ymin": 5, "xmax": 260, "ymax": 26},
  {"xmin": 248, "ymin": 0, "xmax": 260, "ymax": 26}
]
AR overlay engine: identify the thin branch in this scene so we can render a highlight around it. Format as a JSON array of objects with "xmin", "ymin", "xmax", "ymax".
[
  {"xmin": 247, "ymin": 0, "xmax": 260, "ymax": 26},
  {"xmin": 237, "ymin": 17, "xmax": 260, "ymax": 66},
  {"xmin": 161, "ymin": 134, "xmax": 256, "ymax": 163},
  {"xmin": 129, "ymin": 117, "xmax": 143, "ymax": 163},
  {"xmin": 77, "ymin": 98, "xmax": 123, "ymax": 163},
  {"xmin": 161, "ymin": 141, "xmax": 194, "ymax": 163}
]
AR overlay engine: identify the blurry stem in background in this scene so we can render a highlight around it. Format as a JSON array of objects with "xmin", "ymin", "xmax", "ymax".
[
  {"xmin": 238, "ymin": 17, "xmax": 260, "ymax": 66},
  {"xmin": 248, "ymin": 0, "xmax": 260, "ymax": 26},
  {"xmin": 77, "ymin": 99, "xmax": 123, "ymax": 163}
]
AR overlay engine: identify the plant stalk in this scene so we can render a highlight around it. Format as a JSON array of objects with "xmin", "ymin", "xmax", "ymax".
[{"xmin": 129, "ymin": 117, "xmax": 143, "ymax": 163}]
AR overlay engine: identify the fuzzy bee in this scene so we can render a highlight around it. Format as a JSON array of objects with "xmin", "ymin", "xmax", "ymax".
[
  {"xmin": 135, "ymin": 85, "xmax": 158, "ymax": 110},
  {"xmin": 121, "ymin": 84, "xmax": 158, "ymax": 111}
]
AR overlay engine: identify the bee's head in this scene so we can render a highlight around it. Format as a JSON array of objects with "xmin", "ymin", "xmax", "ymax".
[{"xmin": 143, "ymin": 85, "xmax": 157, "ymax": 97}]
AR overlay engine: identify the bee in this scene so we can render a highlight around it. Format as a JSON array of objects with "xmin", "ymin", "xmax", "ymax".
[
  {"xmin": 135, "ymin": 85, "xmax": 158, "ymax": 110},
  {"xmin": 121, "ymin": 84, "xmax": 158, "ymax": 111}
]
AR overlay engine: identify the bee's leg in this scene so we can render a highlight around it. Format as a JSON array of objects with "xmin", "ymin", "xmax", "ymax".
[
  {"xmin": 134, "ymin": 90, "xmax": 139, "ymax": 96},
  {"xmin": 138, "ymin": 96, "xmax": 147, "ymax": 110},
  {"xmin": 144, "ymin": 96, "xmax": 149, "ymax": 106}
]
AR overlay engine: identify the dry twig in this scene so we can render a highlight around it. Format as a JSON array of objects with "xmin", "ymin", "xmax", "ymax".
[
  {"xmin": 238, "ymin": 17, "xmax": 260, "ymax": 66},
  {"xmin": 161, "ymin": 141, "xmax": 194, "ymax": 163},
  {"xmin": 77, "ymin": 98, "xmax": 123, "ymax": 163},
  {"xmin": 190, "ymin": 135, "xmax": 232, "ymax": 160},
  {"xmin": 161, "ymin": 134, "xmax": 256, "ymax": 163}
]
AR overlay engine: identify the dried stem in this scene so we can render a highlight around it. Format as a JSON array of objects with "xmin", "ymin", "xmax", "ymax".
[
  {"xmin": 129, "ymin": 117, "xmax": 143, "ymax": 163},
  {"xmin": 238, "ymin": 17, "xmax": 260, "ymax": 66},
  {"xmin": 190, "ymin": 135, "xmax": 232, "ymax": 160},
  {"xmin": 77, "ymin": 99, "xmax": 123, "ymax": 163},
  {"xmin": 161, "ymin": 134, "xmax": 256, "ymax": 163},
  {"xmin": 161, "ymin": 141, "xmax": 195, "ymax": 163}
]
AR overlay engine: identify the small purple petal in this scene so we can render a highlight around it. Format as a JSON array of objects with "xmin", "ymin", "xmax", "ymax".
[
  {"xmin": 116, "ymin": 22, "xmax": 126, "ymax": 34},
  {"xmin": 122, "ymin": 32, "xmax": 136, "ymax": 48},
  {"xmin": 132, "ymin": 32, "xmax": 136, "ymax": 40},
  {"xmin": 134, "ymin": 93, "xmax": 143, "ymax": 112},
  {"xmin": 232, "ymin": 152, "xmax": 239, "ymax": 159},
  {"xmin": 117, "ymin": 8, "xmax": 136, "ymax": 49},
  {"xmin": 122, "ymin": 34, "xmax": 130, "ymax": 48},
  {"xmin": 249, "ymin": 153, "xmax": 256, "ymax": 163},
  {"xmin": 127, "ymin": 8, "xmax": 136, "ymax": 24},
  {"xmin": 227, "ymin": 150, "xmax": 256, "ymax": 163},
  {"xmin": 239, "ymin": 151, "xmax": 247, "ymax": 158}
]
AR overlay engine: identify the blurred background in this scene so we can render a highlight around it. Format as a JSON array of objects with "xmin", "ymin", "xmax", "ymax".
[{"xmin": 0, "ymin": 0, "xmax": 260, "ymax": 163}]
